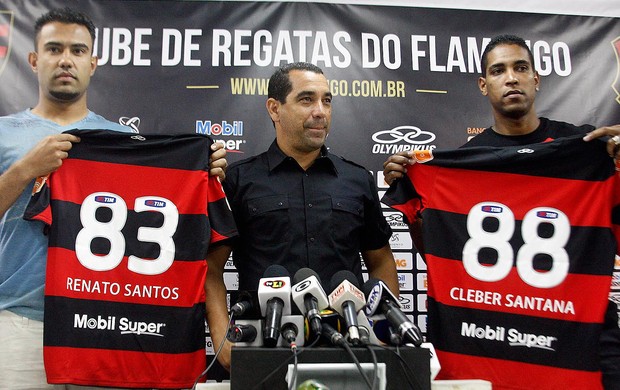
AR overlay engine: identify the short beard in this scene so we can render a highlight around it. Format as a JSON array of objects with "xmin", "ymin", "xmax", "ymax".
[
  {"xmin": 50, "ymin": 90, "xmax": 80, "ymax": 102},
  {"xmin": 502, "ymin": 107, "xmax": 528, "ymax": 119}
]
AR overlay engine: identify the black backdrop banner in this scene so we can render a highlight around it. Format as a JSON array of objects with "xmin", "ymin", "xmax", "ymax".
[{"xmin": 1, "ymin": 0, "xmax": 619, "ymax": 363}]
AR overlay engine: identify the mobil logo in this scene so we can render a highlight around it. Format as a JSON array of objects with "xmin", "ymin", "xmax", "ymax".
[{"xmin": 196, "ymin": 120, "xmax": 244, "ymax": 136}]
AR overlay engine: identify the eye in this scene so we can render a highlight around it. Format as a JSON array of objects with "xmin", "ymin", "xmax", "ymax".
[{"xmin": 71, "ymin": 46, "xmax": 90, "ymax": 56}]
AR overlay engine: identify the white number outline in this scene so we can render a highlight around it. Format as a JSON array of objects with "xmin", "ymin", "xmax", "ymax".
[
  {"xmin": 75, "ymin": 192, "xmax": 179, "ymax": 275},
  {"xmin": 462, "ymin": 202, "xmax": 570, "ymax": 289}
]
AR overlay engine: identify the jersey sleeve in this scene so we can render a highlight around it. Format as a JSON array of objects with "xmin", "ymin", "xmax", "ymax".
[
  {"xmin": 22, "ymin": 174, "xmax": 53, "ymax": 226},
  {"xmin": 381, "ymin": 165, "xmax": 427, "ymax": 225},
  {"xmin": 207, "ymin": 176, "xmax": 237, "ymax": 244}
]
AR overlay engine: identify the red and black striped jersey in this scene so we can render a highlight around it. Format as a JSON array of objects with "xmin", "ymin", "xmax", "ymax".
[
  {"xmin": 24, "ymin": 129, "xmax": 237, "ymax": 388},
  {"xmin": 383, "ymin": 135, "xmax": 620, "ymax": 390}
]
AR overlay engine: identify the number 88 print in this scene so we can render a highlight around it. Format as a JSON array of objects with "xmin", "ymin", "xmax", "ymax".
[
  {"xmin": 75, "ymin": 192, "xmax": 179, "ymax": 275},
  {"xmin": 462, "ymin": 202, "xmax": 570, "ymax": 289}
]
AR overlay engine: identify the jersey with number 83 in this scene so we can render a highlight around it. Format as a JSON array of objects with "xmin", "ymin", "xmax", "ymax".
[{"xmin": 24, "ymin": 129, "xmax": 237, "ymax": 388}]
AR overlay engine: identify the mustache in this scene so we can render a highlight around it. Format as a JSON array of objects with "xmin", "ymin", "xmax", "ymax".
[{"xmin": 305, "ymin": 120, "xmax": 328, "ymax": 129}]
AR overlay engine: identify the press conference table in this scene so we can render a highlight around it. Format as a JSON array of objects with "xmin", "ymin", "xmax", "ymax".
[{"xmin": 230, "ymin": 346, "xmax": 431, "ymax": 389}]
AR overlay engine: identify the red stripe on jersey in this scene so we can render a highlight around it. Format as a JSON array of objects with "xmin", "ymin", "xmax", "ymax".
[
  {"xmin": 387, "ymin": 198, "xmax": 423, "ymax": 225},
  {"xmin": 435, "ymin": 350, "xmax": 603, "ymax": 390},
  {"xmin": 53, "ymin": 159, "xmax": 211, "ymax": 215},
  {"xmin": 45, "ymin": 247, "xmax": 206, "ymax": 307},
  {"xmin": 412, "ymin": 166, "xmax": 616, "ymax": 228},
  {"xmin": 44, "ymin": 346, "xmax": 206, "ymax": 388},
  {"xmin": 207, "ymin": 175, "xmax": 228, "ymax": 203},
  {"xmin": 427, "ymin": 255, "xmax": 611, "ymax": 323}
]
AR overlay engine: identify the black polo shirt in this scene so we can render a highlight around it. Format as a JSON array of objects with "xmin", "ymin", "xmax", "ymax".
[{"xmin": 223, "ymin": 140, "xmax": 392, "ymax": 291}]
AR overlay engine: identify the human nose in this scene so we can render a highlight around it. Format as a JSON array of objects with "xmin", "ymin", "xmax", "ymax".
[
  {"xmin": 505, "ymin": 69, "xmax": 518, "ymax": 85},
  {"xmin": 312, "ymin": 101, "xmax": 329, "ymax": 117},
  {"xmin": 58, "ymin": 49, "xmax": 74, "ymax": 68}
]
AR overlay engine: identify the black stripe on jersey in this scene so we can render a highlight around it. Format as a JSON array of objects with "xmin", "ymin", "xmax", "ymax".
[
  {"xmin": 43, "ymin": 296, "xmax": 205, "ymax": 353},
  {"xmin": 423, "ymin": 208, "xmax": 616, "ymax": 276},
  {"xmin": 427, "ymin": 298, "xmax": 601, "ymax": 371},
  {"xmin": 48, "ymin": 200, "xmax": 211, "ymax": 261},
  {"xmin": 208, "ymin": 196, "xmax": 237, "ymax": 239},
  {"xmin": 64, "ymin": 129, "xmax": 213, "ymax": 171},
  {"xmin": 613, "ymin": 205, "xmax": 620, "ymax": 226},
  {"xmin": 427, "ymin": 135, "xmax": 614, "ymax": 182}
]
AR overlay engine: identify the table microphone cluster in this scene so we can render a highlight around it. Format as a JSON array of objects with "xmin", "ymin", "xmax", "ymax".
[{"xmin": 227, "ymin": 264, "xmax": 423, "ymax": 349}]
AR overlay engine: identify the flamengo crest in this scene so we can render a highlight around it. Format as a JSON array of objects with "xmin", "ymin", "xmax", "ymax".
[{"xmin": 0, "ymin": 11, "xmax": 13, "ymax": 78}]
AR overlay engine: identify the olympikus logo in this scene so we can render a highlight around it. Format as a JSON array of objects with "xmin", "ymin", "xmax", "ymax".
[
  {"xmin": 461, "ymin": 322, "xmax": 557, "ymax": 351},
  {"xmin": 74, "ymin": 314, "xmax": 166, "ymax": 337}
]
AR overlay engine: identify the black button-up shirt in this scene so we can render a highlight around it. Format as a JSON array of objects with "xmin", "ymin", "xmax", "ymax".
[{"xmin": 223, "ymin": 140, "xmax": 392, "ymax": 290}]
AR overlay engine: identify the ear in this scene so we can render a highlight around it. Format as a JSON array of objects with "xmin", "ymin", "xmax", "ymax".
[
  {"xmin": 478, "ymin": 76, "xmax": 487, "ymax": 96},
  {"xmin": 90, "ymin": 55, "xmax": 98, "ymax": 76},
  {"xmin": 533, "ymin": 71, "xmax": 540, "ymax": 91},
  {"xmin": 28, "ymin": 52, "xmax": 38, "ymax": 73},
  {"xmin": 266, "ymin": 98, "xmax": 280, "ymax": 123}
]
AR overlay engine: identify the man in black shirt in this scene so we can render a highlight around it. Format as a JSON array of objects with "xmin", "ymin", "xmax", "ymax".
[
  {"xmin": 382, "ymin": 34, "xmax": 620, "ymax": 389},
  {"xmin": 206, "ymin": 62, "xmax": 399, "ymax": 370}
]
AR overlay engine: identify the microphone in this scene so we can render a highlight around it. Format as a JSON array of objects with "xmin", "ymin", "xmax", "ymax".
[
  {"xmin": 228, "ymin": 319, "xmax": 263, "ymax": 347},
  {"xmin": 357, "ymin": 310, "xmax": 382, "ymax": 346},
  {"xmin": 281, "ymin": 322, "xmax": 298, "ymax": 346},
  {"xmin": 372, "ymin": 319, "xmax": 404, "ymax": 346},
  {"xmin": 230, "ymin": 290, "xmax": 254, "ymax": 316},
  {"xmin": 362, "ymin": 278, "xmax": 423, "ymax": 347},
  {"xmin": 291, "ymin": 268, "xmax": 329, "ymax": 338},
  {"xmin": 328, "ymin": 270, "xmax": 366, "ymax": 345},
  {"xmin": 257, "ymin": 265, "xmax": 292, "ymax": 347},
  {"xmin": 227, "ymin": 323, "xmax": 258, "ymax": 343},
  {"xmin": 388, "ymin": 325, "xmax": 404, "ymax": 346},
  {"xmin": 322, "ymin": 322, "xmax": 347, "ymax": 347},
  {"xmin": 229, "ymin": 290, "xmax": 261, "ymax": 319},
  {"xmin": 304, "ymin": 309, "xmax": 342, "ymax": 346},
  {"xmin": 278, "ymin": 315, "xmax": 305, "ymax": 347}
]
